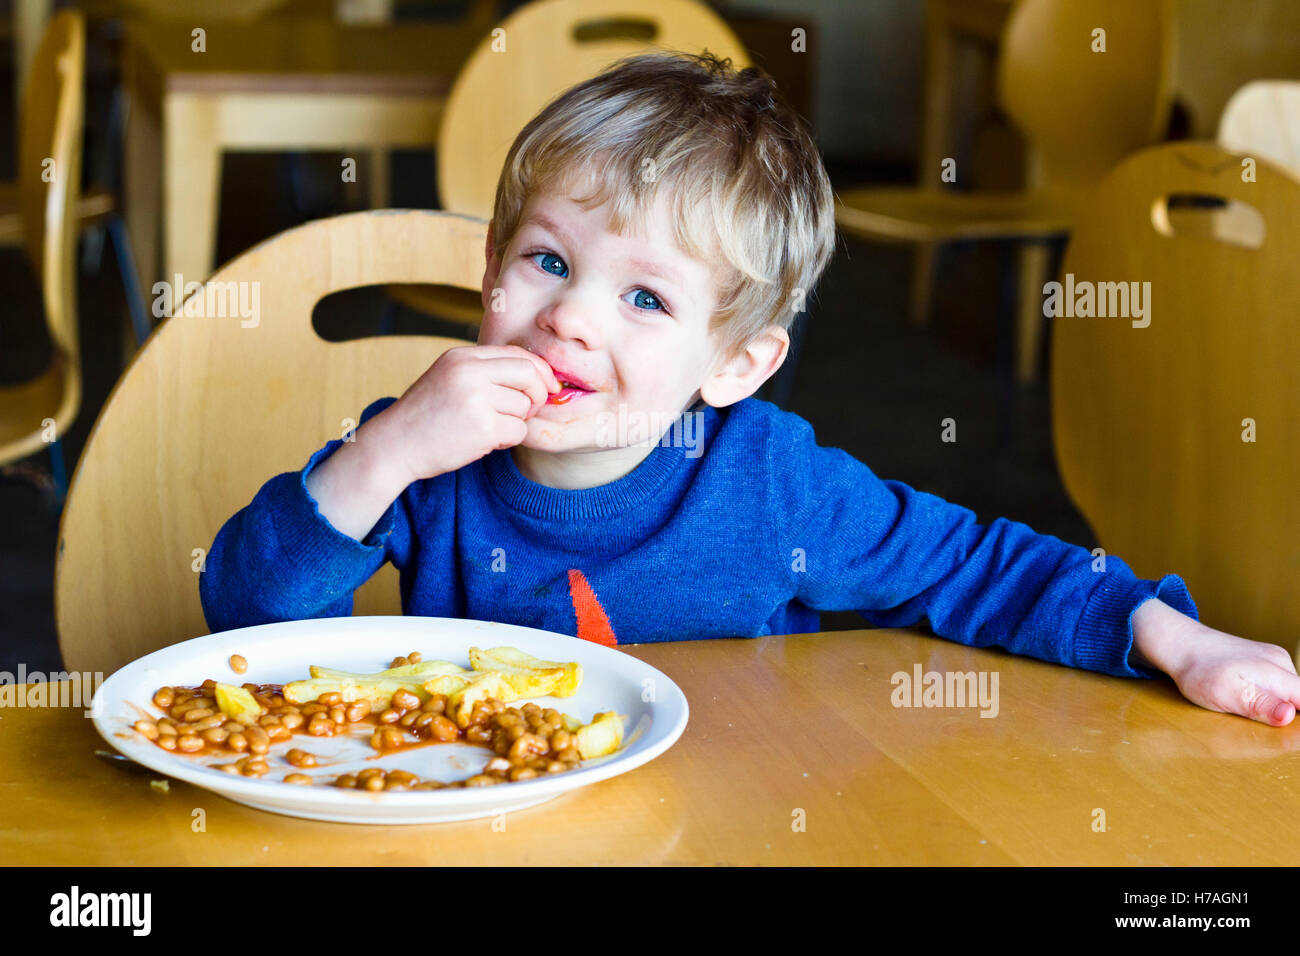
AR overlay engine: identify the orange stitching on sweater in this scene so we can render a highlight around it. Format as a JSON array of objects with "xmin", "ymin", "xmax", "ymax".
[{"xmin": 567, "ymin": 569, "xmax": 618, "ymax": 646}]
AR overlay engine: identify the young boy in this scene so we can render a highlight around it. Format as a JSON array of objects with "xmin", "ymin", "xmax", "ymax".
[{"xmin": 200, "ymin": 51, "xmax": 1300, "ymax": 727}]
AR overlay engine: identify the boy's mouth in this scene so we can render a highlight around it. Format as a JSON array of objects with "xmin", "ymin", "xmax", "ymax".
[{"xmin": 547, "ymin": 379, "xmax": 596, "ymax": 405}]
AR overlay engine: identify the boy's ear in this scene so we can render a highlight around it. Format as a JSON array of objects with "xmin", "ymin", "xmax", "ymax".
[
  {"xmin": 699, "ymin": 326, "xmax": 790, "ymax": 408},
  {"xmin": 482, "ymin": 223, "xmax": 500, "ymax": 311}
]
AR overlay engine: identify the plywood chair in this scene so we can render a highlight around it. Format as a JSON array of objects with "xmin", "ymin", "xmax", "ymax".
[
  {"xmin": 1218, "ymin": 80, "xmax": 1300, "ymax": 179},
  {"xmin": 836, "ymin": 0, "xmax": 1175, "ymax": 385},
  {"xmin": 1051, "ymin": 141, "xmax": 1300, "ymax": 652},
  {"xmin": 386, "ymin": 0, "xmax": 750, "ymax": 332},
  {"xmin": 0, "ymin": 11, "xmax": 85, "ymax": 501},
  {"xmin": 54, "ymin": 209, "xmax": 486, "ymax": 675}
]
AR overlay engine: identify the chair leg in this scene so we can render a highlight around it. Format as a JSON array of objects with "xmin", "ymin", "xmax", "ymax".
[
  {"xmin": 48, "ymin": 438, "xmax": 68, "ymax": 511},
  {"xmin": 107, "ymin": 215, "xmax": 153, "ymax": 346},
  {"xmin": 909, "ymin": 243, "xmax": 940, "ymax": 327},
  {"xmin": 1015, "ymin": 242, "xmax": 1052, "ymax": 386}
]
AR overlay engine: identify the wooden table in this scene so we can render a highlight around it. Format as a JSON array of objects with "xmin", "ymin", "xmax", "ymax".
[
  {"xmin": 122, "ymin": 17, "xmax": 475, "ymax": 301},
  {"xmin": 3, "ymin": 628, "xmax": 1298, "ymax": 865}
]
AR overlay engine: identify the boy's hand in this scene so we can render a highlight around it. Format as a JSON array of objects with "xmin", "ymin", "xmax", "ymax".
[
  {"xmin": 382, "ymin": 345, "xmax": 561, "ymax": 484},
  {"xmin": 1131, "ymin": 598, "xmax": 1300, "ymax": 726}
]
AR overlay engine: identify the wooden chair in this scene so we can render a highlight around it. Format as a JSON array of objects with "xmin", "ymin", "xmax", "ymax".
[
  {"xmin": 0, "ymin": 11, "xmax": 85, "ymax": 502},
  {"xmin": 1051, "ymin": 141, "xmax": 1300, "ymax": 652},
  {"xmin": 386, "ymin": 0, "xmax": 750, "ymax": 332},
  {"xmin": 54, "ymin": 209, "xmax": 484, "ymax": 675},
  {"xmin": 836, "ymin": 0, "xmax": 1175, "ymax": 385},
  {"xmin": 1218, "ymin": 80, "xmax": 1300, "ymax": 179}
]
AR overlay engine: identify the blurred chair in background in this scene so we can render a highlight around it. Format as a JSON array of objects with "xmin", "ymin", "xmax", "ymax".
[
  {"xmin": 0, "ymin": 12, "xmax": 87, "ymax": 508},
  {"xmin": 836, "ymin": 0, "xmax": 1175, "ymax": 387},
  {"xmin": 385, "ymin": 0, "xmax": 750, "ymax": 337},
  {"xmin": 55, "ymin": 210, "xmax": 480, "ymax": 674},
  {"xmin": 1052, "ymin": 141, "xmax": 1300, "ymax": 654},
  {"xmin": 1218, "ymin": 80, "xmax": 1300, "ymax": 180}
]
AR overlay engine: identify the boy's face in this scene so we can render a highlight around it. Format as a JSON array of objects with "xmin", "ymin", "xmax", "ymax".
[{"xmin": 477, "ymin": 182, "xmax": 726, "ymax": 456}]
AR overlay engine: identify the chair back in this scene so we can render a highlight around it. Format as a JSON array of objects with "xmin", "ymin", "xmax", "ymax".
[
  {"xmin": 1051, "ymin": 141, "xmax": 1300, "ymax": 649},
  {"xmin": 1218, "ymin": 80, "xmax": 1300, "ymax": 179},
  {"xmin": 437, "ymin": 0, "xmax": 751, "ymax": 218},
  {"xmin": 19, "ymin": 10, "xmax": 84, "ymax": 365},
  {"xmin": 998, "ymin": 0, "xmax": 1176, "ymax": 189},
  {"xmin": 55, "ymin": 210, "xmax": 485, "ymax": 674}
]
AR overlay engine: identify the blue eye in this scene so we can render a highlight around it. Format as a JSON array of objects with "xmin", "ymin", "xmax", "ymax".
[
  {"xmin": 532, "ymin": 252, "xmax": 568, "ymax": 277},
  {"xmin": 625, "ymin": 289, "xmax": 665, "ymax": 312}
]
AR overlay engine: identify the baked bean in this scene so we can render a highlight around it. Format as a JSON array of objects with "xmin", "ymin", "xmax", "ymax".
[
  {"xmin": 217, "ymin": 763, "xmax": 240, "ymax": 774},
  {"xmin": 466, "ymin": 725, "xmax": 492, "ymax": 745},
  {"xmin": 227, "ymin": 732, "xmax": 248, "ymax": 753},
  {"xmin": 134, "ymin": 720, "xmax": 160, "ymax": 741},
  {"xmin": 508, "ymin": 733, "xmax": 547, "ymax": 762},
  {"xmin": 245, "ymin": 725, "xmax": 270, "ymax": 754},
  {"xmin": 157, "ymin": 723, "xmax": 178, "ymax": 738},
  {"xmin": 157, "ymin": 736, "xmax": 177, "ymax": 751},
  {"xmin": 345, "ymin": 700, "xmax": 370, "ymax": 722},
  {"xmin": 392, "ymin": 689, "xmax": 420, "ymax": 712},
  {"xmin": 223, "ymin": 721, "xmax": 244, "ymax": 733},
  {"xmin": 378, "ymin": 708, "xmax": 401, "ymax": 724},
  {"xmin": 269, "ymin": 695, "xmax": 285, "ymax": 708},
  {"xmin": 200, "ymin": 679, "xmax": 217, "ymax": 691},
  {"xmin": 318, "ymin": 692, "xmax": 343, "ymax": 707},
  {"xmin": 362, "ymin": 775, "xmax": 385, "ymax": 792},
  {"xmin": 464, "ymin": 774, "xmax": 499, "ymax": 787},
  {"xmin": 545, "ymin": 760, "xmax": 566, "ymax": 774},
  {"xmin": 241, "ymin": 759, "xmax": 269, "ymax": 778},
  {"xmin": 389, "ymin": 655, "xmax": 409, "ymax": 669},
  {"xmin": 286, "ymin": 749, "xmax": 317, "ymax": 768},
  {"xmin": 485, "ymin": 757, "xmax": 511, "ymax": 774},
  {"xmin": 283, "ymin": 774, "xmax": 312, "ymax": 785},
  {"xmin": 408, "ymin": 652, "xmax": 422, "ymax": 663},
  {"xmin": 190, "ymin": 714, "xmax": 224, "ymax": 732},
  {"xmin": 266, "ymin": 725, "xmax": 292, "ymax": 742},
  {"xmin": 509, "ymin": 766, "xmax": 538, "ymax": 782},
  {"xmin": 357, "ymin": 768, "xmax": 385, "ymax": 782},
  {"xmin": 280, "ymin": 712, "xmax": 304, "ymax": 731},
  {"xmin": 505, "ymin": 724, "xmax": 527, "ymax": 743},
  {"xmin": 335, "ymin": 774, "xmax": 358, "ymax": 789},
  {"xmin": 427, "ymin": 715, "xmax": 459, "ymax": 742},
  {"xmin": 152, "ymin": 688, "xmax": 174, "ymax": 710},
  {"xmin": 558, "ymin": 746, "xmax": 581, "ymax": 764},
  {"xmin": 176, "ymin": 734, "xmax": 203, "ymax": 752},
  {"xmin": 307, "ymin": 715, "xmax": 334, "ymax": 737},
  {"xmin": 300, "ymin": 703, "xmax": 327, "ymax": 717},
  {"xmin": 258, "ymin": 714, "xmax": 281, "ymax": 728},
  {"xmin": 241, "ymin": 682, "xmax": 259, "ymax": 693},
  {"xmin": 411, "ymin": 782, "xmax": 442, "ymax": 790},
  {"xmin": 229, "ymin": 654, "xmax": 248, "ymax": 674},
  {"xmin": 398, "ymin": 711, "xmax": 419, "ymax": 728},
  {"xmin": 413, "ymin": 712, "xmax": 435, "ymax": 731},
  {"xmin": 201, "ymin": 727, "xmax": 229, "ymax": 745},
  {"xmin": 421, "ymin": 694, "xmax": 447, "ymax": 714},
  {"xmin": 549, "ymin": 730, "xmax": 572, "ymax": 752}
]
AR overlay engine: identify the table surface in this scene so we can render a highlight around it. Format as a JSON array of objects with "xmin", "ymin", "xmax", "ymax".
[
  {"xmin": 124, "ymin": 17, "xmax": 479, "ymax": 94},
  {"xmin": 3, "ymin": 628, "xmax": 1298, "ymax": 865}
]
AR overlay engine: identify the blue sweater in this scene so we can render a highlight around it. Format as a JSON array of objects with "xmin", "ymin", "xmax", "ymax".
[{"xmin": 199, "ymin": 396, "xmax": 1198, "ymax": 678}]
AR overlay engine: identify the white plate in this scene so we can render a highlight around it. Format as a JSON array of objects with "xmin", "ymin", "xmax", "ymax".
[{"xmin": 92, "ymin": 616, "xmax": 688, "ymax": 824}]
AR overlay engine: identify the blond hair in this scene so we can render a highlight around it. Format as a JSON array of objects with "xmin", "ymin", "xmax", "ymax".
[{"xmin": 490, "ymin": 50, "xmax": 836, "ymax": 358}]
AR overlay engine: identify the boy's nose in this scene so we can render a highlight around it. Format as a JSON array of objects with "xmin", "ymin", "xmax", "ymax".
[{"xmin": 539, "ymin": 298, "xmax": 601, "ymax": 350}]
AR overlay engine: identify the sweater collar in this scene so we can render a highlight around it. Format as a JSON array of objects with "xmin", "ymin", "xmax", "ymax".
[{"xmin": 482, "ymin": 403, "xmax": 720, "ymax": 521}]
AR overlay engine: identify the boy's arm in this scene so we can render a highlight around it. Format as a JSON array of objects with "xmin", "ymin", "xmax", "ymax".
[
  {"xmin": 199, "ymin": 396, "xmax": 415, "ymax": 633},
  {"xmin": 769, "ymin": 414, "xmax": 1196, "ymax": 679}
]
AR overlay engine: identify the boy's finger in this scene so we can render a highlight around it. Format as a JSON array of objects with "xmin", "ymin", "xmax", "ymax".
[
  {"xmin": 480, "ymin": 358, "xmax": 554, "ymax": 406},
  {"xmin": 1244, "ymin": 688, "xmax": 1296, "ymax": 726},
  {"xmin": 475, "ymin": 345, "xmax": 561, "ymax": 391}
]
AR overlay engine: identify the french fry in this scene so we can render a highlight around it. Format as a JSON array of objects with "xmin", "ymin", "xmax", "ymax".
[
  {"xmin": 282, "ymin": 677, "xmax": 428, "ymax": 710},
  {"xmin": 309, "ymin": 661, "xmax": 466, "ymax": 681},
  {"xmin": 574, "ymin": 711, "xmax": 625, "ymax": 759},
  {"xmin": 214, "ymin": 683, "xmax": 262, "ymax": 723},
  {"xmin": 468, "ymin": 646, "xmax": 583, "ymax": 697}
]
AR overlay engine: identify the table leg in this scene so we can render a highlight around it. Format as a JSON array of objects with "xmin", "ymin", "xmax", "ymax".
[
  {"xmin": 163, "ymin": 95, "xmax": 222, "ymax": 287},
  {"xmin": 14, "ymin": 0, "xmax": 52, "ymax": 109},
  {"xmin": 1015, "ymin": 242, "xmax": 1051, "ymax": 386}
]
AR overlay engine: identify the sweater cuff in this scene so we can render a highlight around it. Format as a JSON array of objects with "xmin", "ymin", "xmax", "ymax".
[
  {"xmin": 270, "ymin": 438, "xmax": 399, "ymax": 576},
  {"xmin": 1073, "ymin": 565, "xmax": 1200, "ymax": 679}
]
